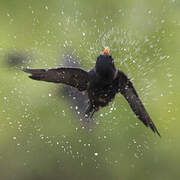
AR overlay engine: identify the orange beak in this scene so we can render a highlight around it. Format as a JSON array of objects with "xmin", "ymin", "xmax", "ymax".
[{"xmin": 103, "ymin": 47, "xmax": 110, "ymax": 55}]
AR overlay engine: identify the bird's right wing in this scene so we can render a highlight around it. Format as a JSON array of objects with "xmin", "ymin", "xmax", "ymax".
[
  {"xmin": 117, "ymin": 70, "xmax": 160, "ymax": 136},
  {"xmin": 22, "ymin": 67, "xmax": 89, "ymax": 91}
]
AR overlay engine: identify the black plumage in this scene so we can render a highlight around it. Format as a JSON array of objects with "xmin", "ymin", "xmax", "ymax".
[{"xmin": 22, "ymin": 48, "xmax": 160, "ymax": 136}]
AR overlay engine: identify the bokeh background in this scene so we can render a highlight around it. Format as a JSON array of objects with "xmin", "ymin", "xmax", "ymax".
[{"xmin": 0, "ymin": 0, "xmax": 180, "ymax": 179}]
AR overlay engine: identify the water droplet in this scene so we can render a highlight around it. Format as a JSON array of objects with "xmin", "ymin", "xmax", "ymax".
[
  {"xmin": 132, "ymin": 139, "xmax": 136, "ymax": 144},
  {"xmin": 100, "ymin": 114, "xmax": 103, "ymax": 117},
  {"xmin": 94, "ymin": 152, "xmax": 98, "ymax": 156},
  {"xmin": 148, "ymin": 10, "xmax": 152, "ymax": 14},
  {"xmin": 134, "ymin": 153, "xmax": 139, "ymax": 158},
  {"xmin": 161, "ymin": 19, "xmax": 165, "ymax": 23}
]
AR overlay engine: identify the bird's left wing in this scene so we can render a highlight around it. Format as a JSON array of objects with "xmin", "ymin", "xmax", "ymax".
[
  {"xmin": 117, "ymin": 70, "xmax": 160, "ymax": 136},
  {"xmin": 22, "ymin": 67, "xmax": 89, "ymax": 91}
]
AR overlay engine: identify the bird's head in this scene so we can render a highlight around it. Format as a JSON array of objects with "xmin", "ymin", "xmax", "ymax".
[{"xmin": 95, "ymin": 48, "xmax": 117, "ymax": 82}]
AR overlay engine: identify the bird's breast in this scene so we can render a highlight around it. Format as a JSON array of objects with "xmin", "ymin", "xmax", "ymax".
[{"xmin": 88, "ymin": 85, "xmax": 116, "ymax": 107}]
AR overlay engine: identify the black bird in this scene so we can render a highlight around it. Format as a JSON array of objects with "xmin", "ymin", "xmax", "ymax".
[{"xmin": 22, "ymin": 48, "xmax": 160, "ymax": 136}]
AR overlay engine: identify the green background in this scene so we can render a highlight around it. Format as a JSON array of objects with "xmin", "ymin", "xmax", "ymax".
[{"xmin": 0, "ymin": 0, "xmax": 179, "ymax": 179}]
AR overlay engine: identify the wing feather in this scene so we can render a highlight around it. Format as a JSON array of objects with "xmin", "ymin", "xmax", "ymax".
[
  {"xmin": 22, "ymin": 67, "xmax": 89, "ymax": 91},
  {"xmin": 117, "ymin": 70, "xmax": 160, "ymax": 136}
]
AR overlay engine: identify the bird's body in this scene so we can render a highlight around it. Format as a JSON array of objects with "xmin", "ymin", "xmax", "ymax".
[
  {"xmin": 85, "ymin": 68, "xmax": 118, "ymax": 117},
  {"xmin": 22, "ymin": 48, "xmax": 160, "ymax": 136}
]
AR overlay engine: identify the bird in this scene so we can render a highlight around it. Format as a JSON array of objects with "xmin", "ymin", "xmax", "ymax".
[{"xmin": 22, "ymin": 48, "xmax": 160, "ymax": 136}]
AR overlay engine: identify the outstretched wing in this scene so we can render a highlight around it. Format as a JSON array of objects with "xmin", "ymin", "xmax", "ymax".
[
  {"xmin": 117, "ymin": 70, "xmax": 160, "ymax": 136},
  {"xmin": 22, "ymin": 67, "xmax": 89, "ymax": 91}
]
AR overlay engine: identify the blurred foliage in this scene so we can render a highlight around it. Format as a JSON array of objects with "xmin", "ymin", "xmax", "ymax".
[{"xmin": 0, "ymin": 0, "xmax": 180, "ymax": 179}]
